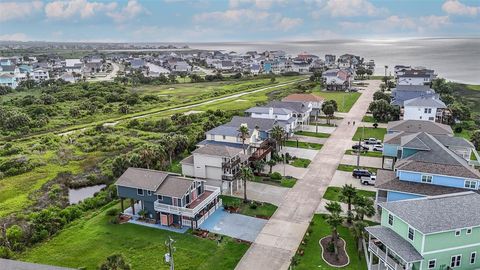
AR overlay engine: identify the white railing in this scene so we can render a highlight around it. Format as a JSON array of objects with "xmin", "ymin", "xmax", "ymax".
[
  {"xmin": 369, "ymin": 241, "xmax": 405, "ymax": 270},
  {"xmin": 153, "ymin": 185, "xmax": 220, "ymax": 218}
]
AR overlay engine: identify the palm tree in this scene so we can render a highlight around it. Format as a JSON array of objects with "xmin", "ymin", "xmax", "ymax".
[
  {"xmin": 338, "ymin": 184, "xmax": 357, "ymax": 224},
  {"xmin": 270, "ymin": 125, "xmax": 285, "ymax": 152},
  {"xmin": 267, "ymin": 159, "xmax": 276, "ymax": 174},
  {"xmin": 350, "ymin": 220, "xmax": 368, "ymax": 256},
  {"xmin": 99, "ymin": 254, "xmax": 131, "ymax": 270},
  {"xmin": 138, "ymin": 145, "xmax": 156, "ymax": 169},
  {"xmin": 240, "ymin": 166, "xmax": 254, "ymax": 203},
  {"xmin": 325, "ymin": 201, "xmax": 344, "ymax": 258},
  {"xmin": 353, "ymin": 196, "xmax": 375, "ymax": 221},
  {"xmin": 238, "ymin": 124, "xmax": 250, "ymax": 155}
]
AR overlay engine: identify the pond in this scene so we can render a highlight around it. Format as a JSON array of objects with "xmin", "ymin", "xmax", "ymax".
[{"xmin": 68, "ymin": 184, "xmax": 106, "ymax": 204}]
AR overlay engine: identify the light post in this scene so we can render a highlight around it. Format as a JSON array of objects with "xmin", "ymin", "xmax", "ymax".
[{"xmin": 165, "ymin": 236, "xmax": 176, "ymax": 270}]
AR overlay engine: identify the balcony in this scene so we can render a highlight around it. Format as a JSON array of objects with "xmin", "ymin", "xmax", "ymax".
[
  {"xmin": 222, "ymin": 170, "xmax": 241, "ymax": 181},
  {"xmin": 154, "ymin": 185, "xmax": 220, "ymax": 218},
  {"xmin": 369, "ymin": 240, "xmax": 406, "ymax": 270},
  {"xmin": 250, "ymin": 139, "xmax": 269, "ymax": 149},
  {"xmin": 222, "ymin": 156, "xmax": 241, "ymax": 169},
  {"xmin": 249, "ymin": 146, "xmax": 272, "ymax": 161}
]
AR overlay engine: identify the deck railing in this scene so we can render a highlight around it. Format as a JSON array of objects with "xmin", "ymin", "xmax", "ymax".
[
  {"xmin": 154, "ymin": 185, "xmax": 220, "ymax": 218},
  {"xmin": 369, "ymin": 240, "xmax": 406, "ymax": 270}
]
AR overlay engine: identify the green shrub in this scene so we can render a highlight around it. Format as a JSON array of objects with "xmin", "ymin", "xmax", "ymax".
[
  {"xmin": 106, "ymin": 208, "xmax": 120, "ymax": 217},
  {"xmin": 270, "ymin": 172, "xmax": 282, "ymax": 180},
  {"xmin": 326, "ymin": 241, "xmax": 335, "ymax": 253}
]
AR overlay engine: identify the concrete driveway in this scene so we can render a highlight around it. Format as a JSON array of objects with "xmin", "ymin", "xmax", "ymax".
[
  {"xmin": 233, "ymin": 181, "xmax": 288, "ymax": 206},
  {"xmin": 269, "ymin": 164, "xmax": 309, "ymax": 179},
  {"xmin": 301, "ymin": 125, "xmax": 336, "ymax": 133},
  {"xmin": 329, "ymin": 170, "xmax": 377, "ymax": 191},
  {"xmin": 341, "ymin": 154, "xmax": 383, "ymax": 168},
  {"xmin": 292, "ymin": 135, "xmax": 327, "ymax": 145},
  {"xmin": 200, "ymin": 209, "xmax": 267, "ymax": 242},
  {"xmin": 280, "ymin": 147, "xmax": 318, "ymax": 160}
]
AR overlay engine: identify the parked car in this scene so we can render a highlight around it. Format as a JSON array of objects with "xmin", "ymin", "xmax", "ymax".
[
  {"xmin": 361, "ymin": 175, "xmax": 376, "ymax": 185},
  {"xmin": 352, "ymin": 169, "xmax": 372, "ymax": 178},
  {"xmin": 364, "ymin": 138, "xmax": 381, "ymax": 145},
  {"xmin": 349, "ymin": 87, "xmax": 360, "ymax": 92},
  {"xmin": 352, "ymin": 144, "xmax": 369, "ymax": 151},
  {"xmin": 372, "ymin": 144, "xmax": 383, "ymax": 152}
]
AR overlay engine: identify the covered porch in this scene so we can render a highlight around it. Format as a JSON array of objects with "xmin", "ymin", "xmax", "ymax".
[{"xmin": 366, "ymin": 226, "xmax": 422, "ymax": 270}]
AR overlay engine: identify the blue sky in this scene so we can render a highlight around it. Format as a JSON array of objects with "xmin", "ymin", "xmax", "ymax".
[{"xmin": 0, "ymin": 0, "xmax": 479, "ymax": 42}]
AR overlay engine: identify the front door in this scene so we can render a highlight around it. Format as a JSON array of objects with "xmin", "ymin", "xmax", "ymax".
[{"xmin": 160, "ymin": 213, "xmax": 168, "ymax": 226}]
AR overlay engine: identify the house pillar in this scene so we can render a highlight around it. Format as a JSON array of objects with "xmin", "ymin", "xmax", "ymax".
[
  {"xmin": 120, "ymin": 198, "xmax": 124, "ymax": 213},
  {"xmin": 368, "ymin": 250, "xmax": 373, "ymax": 270},
  {"xmin": 130, "ymin": 199, "xmax": 135, "ymax": 215}
]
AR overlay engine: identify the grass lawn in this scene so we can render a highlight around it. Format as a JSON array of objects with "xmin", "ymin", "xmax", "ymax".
[
  {"xmin": 352, "ymin": 127, "xmax": 387, "ymax": 141},
  {"xmin": 295, "ymin": 131, "xmax": 331, "ymax": 138},
  {"xmin": 293, "ymin": 214, "xmax": 368, "ymax": 270},
  {"xmin": 19, "ymin": 203, "xmax": 250, "ymax": 270},
  {"xmin": 285, "ymin": 140, "xmax": 323, "ymax": 150},
  {"xmin": 253, "ymin": 175, "xmax": 297, "ymax": 188},
  {"xmin": 220, "ymin": 195, "xmax": 277, "ymax": 218},
  {"xmin": 337, "ymin": 164, "xmax": 378, "ymax": 174},
  {"xmin": 313, "ymin": 90, "xmax": 361, "ymax": 113},
  {"xmin": 345, "ymin": 150, "xmax": 383, "ymax": 157},
  {"xmin": 453, "ymin": 128, "xmax": 472, "ymax": 140},
  {"xmin": 471, "ymin": 152, "xmax": 478, "ymax": 161},
  {"xmin": 323, "ymin": 187, "xmax": 376, "ymax": 202},
  {"xmin": 290, "ymin": 158, "xmax": 311, "ymax": 168}
]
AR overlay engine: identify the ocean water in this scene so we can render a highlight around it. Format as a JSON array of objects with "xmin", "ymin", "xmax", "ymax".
[{"xmin": 189, "ymin": 38, "xmax": 480, "ymax": 85}]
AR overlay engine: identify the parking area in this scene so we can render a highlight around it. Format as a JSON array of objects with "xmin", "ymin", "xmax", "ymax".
[
  {"xmin": 199, "ymin": 209, "xmax": 267, "ymax": 242},
  {"xmin": 329, "ymin": 170, "xmax": 377, "ymax": 191},
  {"xmin": 341, "ymin": 154, "xmax": 383, "ymax": 168},
  {"xmin": 280, "ymin": 146, "xmax": 319, "ymax": 160}
]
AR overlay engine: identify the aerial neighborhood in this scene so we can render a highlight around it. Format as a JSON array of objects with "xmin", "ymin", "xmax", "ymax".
[{"xmin": 0, "ymin": 42, "xmax": 479, "ymax": 270}]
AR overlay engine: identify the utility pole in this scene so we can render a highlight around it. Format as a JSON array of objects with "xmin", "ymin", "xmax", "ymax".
[
  {"xmin": 165, "ymin": 236, "xmax": 175, "ymax": 270},
  {"xmin": 357, "ymin": 125, "xmax": 365, "ymax": 170}
]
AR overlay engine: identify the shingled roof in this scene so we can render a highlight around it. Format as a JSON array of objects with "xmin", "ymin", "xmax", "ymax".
[
  {"xmin": 387, "ymin": 120, "xmax": 452, "ymax": 135},
  {"xmin": 380, "ymin": 192, "xmax": 480, "ymax": 234},
  {"xmin": 365, "ymin": 226, "xmax": 423, "ymax": 262},
  {"xmin": 115, "ymin": 168, "xmax": 169, "ymax": 191},
  {"xmin": 192, "ymin": 144, "xmax": 242, "ymax": 158},
  {"xmin": 282, "ymin": 93, "xmax": 325, "ymax": 103}
]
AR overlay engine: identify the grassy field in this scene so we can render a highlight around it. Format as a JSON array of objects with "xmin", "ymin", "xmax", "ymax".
[
  {"xmin": 220, "ymin": 195, "xmax": 277, "ymax": 218},
  {"xmin": 290, "ymin": 158, "xmax": 311, "ymax": 168},
  {"xmin": 285, "ymin": 140, "xmax": 323, "ymax": 150},
  {"xmin": 352, "ymin": 127, "xmax": 387, "ymax": 141},
  {"xmin": 295, "ymin": 131, "xmax": 330, "ymax": 138},
  {"xmin": 337, "ymin": 164, "xmax": 378, "ymax": 174},
  {"xmin": 323, "ymin": 187, "xmax": 376, "ymax": 202},
  {"xmin": 293, "ymin": 214, "xmax": 368, "ymax": 270},
  {"xmin": 345, "ymin": 150, "xmax": 383, "ymax": 157},
  {"xmin": 313, "ymin": 90, "xmax": 361, "ymax": 113},
  {"xmin": 19, "ymin": 203, "xmax": 250, "ymax": 270},
  {"xmin": 253, "ymin": 175, "xmax": 297, "ymax": 188}
]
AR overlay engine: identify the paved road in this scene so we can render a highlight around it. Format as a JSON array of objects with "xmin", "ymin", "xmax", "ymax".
[{"xmin": 235, "ymin": 80, "xmax": 380, "ymax": 270}]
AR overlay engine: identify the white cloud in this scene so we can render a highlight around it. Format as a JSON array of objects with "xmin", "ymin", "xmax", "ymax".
[
  {"xmin": 107, "ymin": 0, "xmax": 146, "ymax": 23},
  {"xmin": 0, "ymin": 1, "xmax": 43, "ymax": 22},
  {"xmin": 278, "ymin": 17, "xmax": 303, "ymax": 30},
  {"xmin": 193, "ymin": 9, "xmax": 302, "ymax": 31},
  {"xmin": 0, "ymin": 33, "xmax": 29, "ymax": 41},
  {"xmin": 419, "ymin": 15, "xmax": 450, "ymax": 29},
  {"xmin": 229, "ymin": 0, "xmax": 288, "ymax": 9},
  {"xmin": 442, "ymin": 0, "xmax": 478, "ymax": 16},
  {"xmin": 45, "ymin": 0, "xmax": 117, "ymax": 19},
  {"xmin": 312, "ymin": 0, "xmax": 386, "ymax": 18}
]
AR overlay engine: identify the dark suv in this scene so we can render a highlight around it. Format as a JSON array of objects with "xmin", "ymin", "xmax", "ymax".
[{"xmin": 352, "ymin": 169, "xmax": 372, "ymax": 178}]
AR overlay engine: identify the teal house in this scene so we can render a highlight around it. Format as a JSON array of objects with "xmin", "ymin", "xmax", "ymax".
[{"xmin": 366, "ymin": 191, "xmax": 480, "ymax": 270}]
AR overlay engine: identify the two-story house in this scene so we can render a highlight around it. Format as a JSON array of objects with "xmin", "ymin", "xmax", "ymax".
[
  {"xmin": 377, "ymin": 132, "xmax": 480, "ymax": 203},
  {"xmin": 282, "ymin": 93, "xmax": 325, "ymax": 114},
  {"xmin": 115, "ymin": 168, "xmax": 221, "ymax": 229},
  {"xmin": 403, "ymin": 96, "xmax": 447, "ymax": 123},
  {"xmin": 265, "ymin": 101, "xmax": 313, "ymax": 129},
  {"xmin": 366, "ymin": 191, "xmax": 480, "ymax": 270},
  {"xmin": 245, "ymin": 106, "xmax": 297, "ymax": 135},
  {"xmin": 322, "ymin": 69, "xmax": 351, "ymax": 90}
]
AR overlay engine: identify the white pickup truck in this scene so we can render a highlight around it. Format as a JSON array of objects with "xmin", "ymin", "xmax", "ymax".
[
  {"xmin": 364, "ymin": 138, "xmax": 381, "ymax": 145},
  {"xmin": 360, "ymin": 175, "xmax": 376, "ymax": 185}
]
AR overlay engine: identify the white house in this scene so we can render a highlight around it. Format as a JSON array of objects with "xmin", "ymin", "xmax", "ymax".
[
  {"xmin": 245, "ymin": 107, "xmax": 297, "ymax": 134},
  {"xmin": 32, "ymin": 68, "xmax": 49, "ymax": 81},
  {"xmin": 403, "ymin": 96, "xmax": 447, "ymax": 122}
]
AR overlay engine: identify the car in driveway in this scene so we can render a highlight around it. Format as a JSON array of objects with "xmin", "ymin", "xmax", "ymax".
[
  {"xmin": 364, "ymin": 138, "xmax": 381, "ymax": 145},
  {"xmin": 361, "ymin": 175, "xmax": 376, "ymax": 185},
  {"xmin": 352, "ymin": 169, "xmax": 373, "ymax": 178},
  {"xmin": 372, "ymin": 144, "xmax": 383, "ymax": 152},
  {"xmin": 352, "ymin": 144, "xmax": 369, "ymax": 151}
]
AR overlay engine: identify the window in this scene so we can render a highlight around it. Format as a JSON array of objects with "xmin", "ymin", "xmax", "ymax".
[
  {"xmin": 388, "ymin": 214, "xmax": 394, "ymax": 226},
  {"xmin": 222, "ymin": 135, "xmax": 226, "ymax": 140},
  {"xmin": 451, "ymin": 255, "xmax": 461, "ymax": 268},
  {"xmin": 465, "ymin": 180, "xmax": 477, "ymax": 189},
  {"xmin": 471, "ymin": 252, "xmax": 477, "ymax": 264},
  {"xmin": 146, "ymin": 190, "xmax": 152, "ymax": 196},
  {"xmin": 428, "ymin": 259, "xmax": 436, "ymax": 269},
  {"xmin": 424, "ymin": 108, "xmax": 432, "ymax": 114},
  {"xmin": 408, "ymin": 227, "xmax": 414, "ymax": 241},
  {"xmin": 157, "ymin": 195, "xmax": 163, "ymax": 200},
  {"xmin": 467, "ymin": 228, "xmax": 473, "ymax": 234},
  {"xmin": 421, "ymin": 175, "xmax": 433, "ymax": 183},
  {"xmin": 455, "ymin": 230, "xmax": 461, "ymax": 236},
  {"xmin": 137, "ymin": 189, "xmax": 144, "ymax": 196},
  {"xmin": 210, "ymin": 134, "xmax": 214, "ymax": 140}
]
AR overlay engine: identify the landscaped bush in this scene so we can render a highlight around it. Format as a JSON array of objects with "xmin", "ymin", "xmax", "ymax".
[
  {"xmin": 270, "ymin": 172, "xmax": 282, "ymax": 181},
  {"xmin": 106, "ymin": 208, "xmax": 120, "ymax": 217}
]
